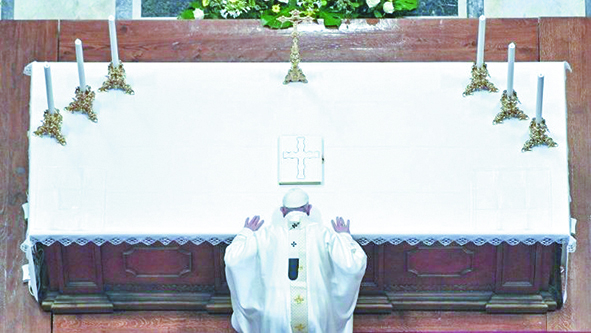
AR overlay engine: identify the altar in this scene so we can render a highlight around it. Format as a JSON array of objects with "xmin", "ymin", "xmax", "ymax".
[{"xmin": 23, "ymin": 59, "xmax": 573, "ymax": 314}]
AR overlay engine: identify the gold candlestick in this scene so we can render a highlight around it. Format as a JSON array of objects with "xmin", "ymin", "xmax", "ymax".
[
  {"xmin": 34, "ymin": 109, "xmax": 66, "ymax": 146},
  {"xmin": 99, "ymin": 62, "xmax": 134, "ymax": 94},
  {"xmin": 463, "ymin": 63, "xmax": 498, "ymax": 96},
  {"xmin": 522, "ymin": 118, "xmax": 558, "ymax": 152},
  {"xmin": 493, "ymin": 90, "xmax": 528, "ymax": 124},
  {"xmin": 65, "ymin": 86, "xmax": 98, "ymax": 122},
  {"xmin": 277, "ymin": 10, "xmax": 314, "ymax": 85}
]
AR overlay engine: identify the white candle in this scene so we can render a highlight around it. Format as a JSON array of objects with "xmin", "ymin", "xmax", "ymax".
[
  {"xmin": 535, "ymin": 74, "xmax": 544, "ymax": 124},
  {"xmin": 75, "ymin": 39, "xmax": 87, "ymax": 90},
  {"xmin": 44, "ymin": 63, "xmax": 55, "ymax": 113},
  {"xmin": 476, "ymin": 15, "xmax": 486, "ymax": 68},
  {"xmin": 507, "ymin": 43, "xmax": 515, "ymax": 96},
  {"xmin": 108, "ymin": 15, "xmax": 120, "ymax": 67}
]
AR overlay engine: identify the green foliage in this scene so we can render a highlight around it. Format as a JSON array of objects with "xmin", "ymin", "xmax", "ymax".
[
  {"xmin": 394, "ymin": 0, "xmax": 417, "ymax": 11},
  {"xmin": 178, "ymin": 0, "xmax": 418, "ymax": 28},
  {"xmin": 179, "ymin": 9, "xmax": 196, "ymax": 19},
  {"xmin": 318, "ymin": 11, "xmax": 342, "ymax": 27}
]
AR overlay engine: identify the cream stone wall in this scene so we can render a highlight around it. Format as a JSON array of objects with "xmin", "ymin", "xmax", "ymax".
[
  {"xmin": 485, "ymin": 0, "xmax": 585, "ymax": 17},
  {"xmin": 14, "ymin": 0, "xmax": 114, "ymax": 19}
]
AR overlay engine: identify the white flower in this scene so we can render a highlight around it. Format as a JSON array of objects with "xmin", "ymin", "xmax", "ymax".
[
  {"xmin": 383, "ymin": 1, "xmax": 394, "ymax": 13},
  {"xmin": 193, "ymin": 8, "xmax": 205, "ymax": 19},
  {"xmin": 278, "ymin": 0, "xmax": 289, "ymax": 3},
  {"xmin": 366, "ymin": 0, "xmax": 380, "ymax": 8}
]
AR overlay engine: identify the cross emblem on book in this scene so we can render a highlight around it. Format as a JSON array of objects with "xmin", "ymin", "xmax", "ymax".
[
  {"xmin": 283, "ymin": 137, "xmax": 320, "ymax": 179},
  {"xmin": 278, "ymin": 135, "xmax": 323, "ymax": 184}
]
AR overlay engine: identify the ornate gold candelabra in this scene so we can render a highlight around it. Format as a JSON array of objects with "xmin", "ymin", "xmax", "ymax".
[
  {"xmin": 277, "ymin": 10, "xmax": 314, "ymax": 85},
  {"xmin": 99, "ymin": 62, "xmax": 134, "ymax": 94},
  {"xmin": 493, "ymin": 90, "xmax": 528, "ymax": 124},
  {"xmin": 34, "ymin": 109, "xmax": 66, "ymax": 145},
  {"xmin": 65, "ymin": 86, "xmax": 97, "ymax": 122},
  {"xmin": 463, "ymin": 63, "xmax": 499, "ymax": 96},
  {"xmin": 522, "ymin": 118, "xmax": 558, "ymax": 152}
]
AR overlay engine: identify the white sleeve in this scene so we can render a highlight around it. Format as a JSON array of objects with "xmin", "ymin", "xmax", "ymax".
[
  {"xmin": 224, "ymin": 228, "xmax": 256, "ymax": 266},
  {"xmin": 327, "ymin": 232, "xmax": 367, "ymax": 331},
  {"xmin": 224, "ymin": 228, "xmax": 264, "ymax": 333}
]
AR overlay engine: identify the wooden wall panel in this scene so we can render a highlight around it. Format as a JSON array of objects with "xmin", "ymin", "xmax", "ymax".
[
  {"xmin": 57, "ymin": 19, "xmax": 539, "ymax": 63},
  {"xmin": 540, "ymin": 18, "xmax": 591, "ymax": 219},
  {"xmin": 0, "ymin": 20, "xmax": 58, "ymax": 333},
  {"xmin": 540, "ymin": 17, "xmax": 591, "ymax": 332}
]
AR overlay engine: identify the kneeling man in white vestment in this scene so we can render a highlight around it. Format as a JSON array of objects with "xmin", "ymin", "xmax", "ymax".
[{"xmin": 224, "ymin": 188, "xmax": 367, "ymax": 333}]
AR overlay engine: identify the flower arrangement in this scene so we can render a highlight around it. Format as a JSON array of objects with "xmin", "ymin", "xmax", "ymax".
[{"xmin": 179, "ymin": 0, "xmax": 417, "ymax": 28}]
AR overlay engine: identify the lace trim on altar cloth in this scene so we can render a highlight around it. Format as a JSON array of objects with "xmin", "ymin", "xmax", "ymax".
[
  {"xmin": 23, "ymin": 62, "xmax": 35, "ymax": 76},
  {"xmin": 356, "ymin": 236, "xmax": 575, "ymax": 252},
  {"xmin": 22, "ymin": 235, "xmax": 575, "ymax": 251},
  {"xmin": 26, "ymin": 236, "xmax": 235, "ymax": 248}
]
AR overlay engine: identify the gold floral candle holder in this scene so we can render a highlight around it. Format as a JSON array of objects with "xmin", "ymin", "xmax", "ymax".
[
  {"xmin": 522, "ymin": 118, "xmax": 558, "ymax": 152},
  {"xmin": 65, "ymin": 86, "xmax": 97, "ymax": 122},
  {"xmin": 463, "ymin": 63, "xmax": 499, "ymax": 96},
  {"xmin": 493, "ymin": 90, "xmax": 528, "ymax": 124},
  {"xmin": 277, "ymin": 10, "xmax": 313, "ymax": 85},
  {"xmin": 99, "ymin": 62, "xmax": 134, "ymax": 94},
  {"xmin": 34, "ymin": 109, "xmax": 66, "ymax": 146}
]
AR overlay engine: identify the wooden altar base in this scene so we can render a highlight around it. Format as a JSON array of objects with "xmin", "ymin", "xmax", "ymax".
[
  {"xmin": 39, "ymin": 291, "xmax": 560, "ymax": 314},
  {"xmin": 37, "ymin": 241, "xmax": 561, "ymax": 315},
  {"xmin": 2, "ymin": 18, "xmax": 591, "ymax": 331}
]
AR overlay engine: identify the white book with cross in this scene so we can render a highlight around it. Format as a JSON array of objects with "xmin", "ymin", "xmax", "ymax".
[{"xmin": 278, "ymin": 136, "xmax": 323, "ymax": 185}]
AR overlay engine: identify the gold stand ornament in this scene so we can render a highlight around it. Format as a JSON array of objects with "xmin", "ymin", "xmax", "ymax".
[
  {"xmin": 65, "ymin": 86, "xmax": 97, "ymax": 122},
  {"xmin": 521, "ymin": 118, "xmax": 558, "ymax": 152},
  {"xmin": 277, "ymin": 10, "xmax": 314, "ymax": 85},
  {"xmin": 98, "ymin": 62, "xmax": 134, "ymax": 94},
  {"xmin": 34, "ymin": 109, "xmax": 66, "ymax": 146},
  {"xmin": 463, "ymin": 63, "xmax": 499, "ymax": 96},
  {"xmin": 493, "ymin": 90, "xmax": 529, "ymax": 124}
]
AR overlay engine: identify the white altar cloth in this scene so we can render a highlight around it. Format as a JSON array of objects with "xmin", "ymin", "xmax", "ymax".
[{"xmin": 24, "ymin": 61, "xmax": 572, "ymax": 251}]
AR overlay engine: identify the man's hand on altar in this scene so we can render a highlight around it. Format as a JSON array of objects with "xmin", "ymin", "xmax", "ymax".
[
  {"xmin": 331, "ymin": 217, "xmax": 350, "ymax": 234},
  {"xmin": 244, "ymin": 215, "xmax": 264, "ymax": 231}
]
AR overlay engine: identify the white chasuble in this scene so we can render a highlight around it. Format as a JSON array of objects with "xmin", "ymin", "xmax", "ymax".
[{"xmin": 224, "ymin": 209, "xmax": 367, "ymax": 333}]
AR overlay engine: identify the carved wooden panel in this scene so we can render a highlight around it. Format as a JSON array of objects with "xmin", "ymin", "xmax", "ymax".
[
  {"xmin": 213, "ymin": 244, "xmax": 229, "ymax": 293},
  {"xmin": 360, "ymin": 243, "xmax": 383, "ymax": 291},
  {"xmin": 406, "ymin": 246, "xmax": 474, "ymax": 278},
  {"xmin": 100, "ymin": 242, "xmax": 215, "ymax": 285},
  {"xmin": 495, "ymin": 243, "xmax": 544, "ymax": 293},
  {"xmin": 123, "ymin": 246, "xmax": 192, "ymax": 278},
  {"xmin": 45, "ymin": 245, "xmax": 62, "ymax": 291},
  {"xmin": 59, "ymin": 244, "xmax": 103, "ymax": 294},
  {"xmin": 383, "ymin": 243, "xmax": 496, "ymax": 291}
]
